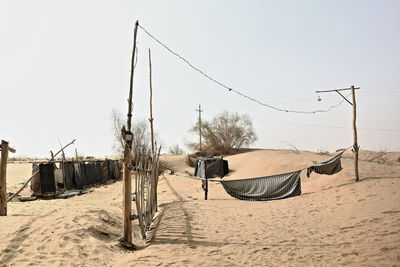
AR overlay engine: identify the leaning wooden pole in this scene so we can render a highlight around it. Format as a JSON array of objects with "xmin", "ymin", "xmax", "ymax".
[
  {"xmin": 122, "ymin": 20, "xmax": 139, "ymax": 246},
  {"xmin": 0, "ymin": 140, "xmax": 9, "ymax": 216},
  {"xmin": 148, "ymin": 48, "xmax": 155, "ymax": 156},
  {"xmin": 351, "ymin": 85, "xmax": 360, "ymax": 182}
]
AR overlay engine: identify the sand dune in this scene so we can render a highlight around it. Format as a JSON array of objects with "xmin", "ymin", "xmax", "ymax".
[{"xmin": 1, "ymin": 150, "xmax": 399, "ymax": 266}]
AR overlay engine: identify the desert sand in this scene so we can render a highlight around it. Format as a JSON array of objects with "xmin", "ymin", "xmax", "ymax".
[{"xmin": 1, "ymin": 150, "xmax": 400, "ymax": 266}]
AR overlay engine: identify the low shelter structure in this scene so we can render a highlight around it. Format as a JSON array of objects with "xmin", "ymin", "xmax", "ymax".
[{"xmin": 31, "ymin": 159, "xmax": 122, "ymax": 196}]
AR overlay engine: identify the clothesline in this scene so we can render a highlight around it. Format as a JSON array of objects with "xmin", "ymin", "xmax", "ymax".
[
  {"xmin": 174, "ymin": 146, "xmax": 350, "ymax": 201},
  {"xmin": 181, "ymin": 145, "xmax": 352, "ymax": 182}
]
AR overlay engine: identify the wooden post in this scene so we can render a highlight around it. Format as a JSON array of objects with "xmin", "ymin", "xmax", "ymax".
[
  {"xmin": 204, "ymin": 177, "xmax": 208, "ymax": 200},
  {"xmin": 0, "ymin": 140, "xmax": 9, "ymax": 216},
  {"xmin": 122, "ymin": 20, "xmax": 139, "ymax": 246},
  {"xmin": 123, "ymin": 140, "xmax": 133, "ymax": 243},
  {"xmin": 0, "ymin": 140, "xmax": 15, "ymax": 216},
  {"xmin": 196, "ymin": 104, "xmax": 203, "ymax": 152},
  {"xmin": 351, "ymin": 85, "xmax": 360, "ymax": 182},
  {"xmin": 148, "ymin": 49, "xmax": 155, "ymax": 156},
  {"xmin": 204, "ymin": 161, "xmax": 208, "ymax": 200},
  {"xmin": 315, "ymin": 86, "xmax": 360, "ymax": 182}
]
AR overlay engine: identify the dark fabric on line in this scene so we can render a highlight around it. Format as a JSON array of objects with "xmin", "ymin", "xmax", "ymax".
[
  {"xmin": 101, "ymin": 160, "xmax": 110, "ymax": 182},
  {"xmin": 194, "ymin": 158, "xmax": 229, "ymax": 178},
  {"xmin": 63, "ymin": 162, "xmax": 76, "ymax": 190},
  {"xmin": 74, "ymin": 163, "xmax": 84, "ymax": 189},
  {"xmin": 115, "ymin": 160, "xmax": 122, "ymax": 179},
  {"xmin": 94, "ymin": 162, "xmax": 102, "ymax": 183},
  {"xmin": 31, "ymin": 163, "xmax": 41, "ymax": 195},
  {"xmin": 80, "ymin": 162, "xmax": 88, "ymax": 186},
  {"xmin": 307, "ymin": 152, "xmax": 344, "ymax": 177},
  {"xmin": 38, "ymin": 163, "xmax": 56, "ymax": 194},
  {"xmin": 220, "ymin": 170, "xmax": 301, "ymax": 201},
  {"xmin": 85, "ymin": 163, "xmax": 97, "ymax": 185},
  {"xmin": 194, "ymin": 159, "xmax": 206, "ymax": 178},
  {"xmin": 223, "ymin": 160, "xmax": 229, "ymax": 176}
]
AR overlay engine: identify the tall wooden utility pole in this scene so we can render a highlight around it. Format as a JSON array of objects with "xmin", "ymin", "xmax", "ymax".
[
  {"xmin": 0, "ymin": 140, "xmax": 16, "ymax": 216},
  {"xmin": 121, "ymin": 20, "xmax": 139, "ymax": 247},
  {"xmin": 351, "ymin": 85, "xmax": 359, "ymax": 182},
  {"xmin": 196, "ymin": 104, "xmax": 203, "ymax": 152},
  {"xmin": 148, "ymin": 49, "xmax": 155, "ymax": 156},
  {"xmin": 315, "ymin": 85, "xmax": 360, "ymax": 182}
]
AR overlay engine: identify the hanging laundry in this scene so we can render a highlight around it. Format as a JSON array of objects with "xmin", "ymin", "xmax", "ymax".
[
  {"xmin": 220, "ymin": 170, "xmax": 301, "ymax": 201},
  {"xmin": 307, "ymin": 152, "xmax": 344, "ymax": 177},
  {"xmin": 63, "ymin": 162, "xmax": 76, "ymax": 190},
  {"xmin": 194, "ymin": 157, "xmax": 229, "ymax": 178}
]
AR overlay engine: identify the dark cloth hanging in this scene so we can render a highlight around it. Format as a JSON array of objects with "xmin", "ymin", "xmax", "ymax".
[
  {"xmin": 115, "ymin": 160, "xmax": 122, "ymax": 179},
  {"xmin": 63, "ymin": 162, "xmax": 76, "ymax": 190},
  {"xmin": 74, "ymin": 163, "xmax": 84, "ymax": 189},
  {"xmin": 307, "ymin": 152, "xmax": 344, "ymax": 177},
  {"xmin": 38, "ymin": 163, "xmax": 56, "ymax": 194},
  {"xmin": 85, "ymin": 163, "xmax": 97, "ymax": 185},
  {"xmin": 31, "ymin": 163, "xmax": 41, "ymax": 195},
  {"xmin": 101, "ymin": 160, "xmax": 110, "ymax": 182},
  {"xmin": 220, "ymin": 170, "xmax": 301, "ymax": 201},
  {"xmin": 194, "ymin": 158, "xmax": 229, "ymax": 178},
  {"xmin": 94, "ymin": 161, "xmax": 102, "ymax": 183}
]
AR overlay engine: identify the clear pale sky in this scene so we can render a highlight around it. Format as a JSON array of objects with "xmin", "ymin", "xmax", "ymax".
[{"xmin": 1, "ymin": 0, "xmax": 399, "ymax": 157}]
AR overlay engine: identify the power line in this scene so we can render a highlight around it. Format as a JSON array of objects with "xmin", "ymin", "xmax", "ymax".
[
  {"xmin": 138, "ymin": 24, "xmax": 350, "ymax": 115},
  {"xmin": 255, "ymin": 119, "xmax": 400, "ymax": 133}
]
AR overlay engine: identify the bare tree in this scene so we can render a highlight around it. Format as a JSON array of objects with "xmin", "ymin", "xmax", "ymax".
[
  {"xmin": 111, "ymin": 109, "xmax": 153, "ymax": 162},
  {"xmin": 111, "ymin": 109, "xmax": 125, "ymax": 154},
  {"xmin": 169, "ymin": 144, "xmax": 184, "ymax": 155},
  {"xmin": 189, "ymin": 111, "xmax": 257, "ymax": 154}
]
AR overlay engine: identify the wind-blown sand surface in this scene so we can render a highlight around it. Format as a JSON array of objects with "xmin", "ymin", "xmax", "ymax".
[{"xmin": 1, "ymin": 150, "xmax": 399, "ymax": 266}]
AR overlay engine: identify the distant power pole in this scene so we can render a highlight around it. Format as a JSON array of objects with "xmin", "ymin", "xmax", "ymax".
[
  {"xmin": 196, "ymin": 104, "xmax": 203, "ymax": 152},
  {"xmin": 315, "ymin": 85, "xmax": 360, "ymax": 182}
]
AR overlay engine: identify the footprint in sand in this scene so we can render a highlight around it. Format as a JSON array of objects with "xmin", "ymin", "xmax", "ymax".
[
  {"xmin": 382, "ymin": 210, "xmax": 400, "ymax": 215},
  {"xmin": 207, "ymin": 249, "xmax": 222, "ymax": 256}
]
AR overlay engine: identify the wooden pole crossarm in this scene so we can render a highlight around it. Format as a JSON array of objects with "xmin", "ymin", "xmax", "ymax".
[
  {"xmin": 0, "ymin": 145, "xmax": 16, "ymax": 153},
  {"xmin": 335, "ymin": 90, "xmax": 353, "ymax": 106},
  {"xmin": 315, "ymin": 87, "xmax": 360, "ymax": 93}
]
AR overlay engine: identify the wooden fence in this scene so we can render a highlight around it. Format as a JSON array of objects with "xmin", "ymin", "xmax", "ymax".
[{"xmin": 134, "ymin": 149, "xmax": 161, "ymax": 239}]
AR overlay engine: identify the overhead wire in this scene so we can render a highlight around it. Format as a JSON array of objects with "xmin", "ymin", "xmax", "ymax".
[
  {"xmin": 255, "ymin": 119, "xmax": 400, "ymax": 133},
  {"xmin": 138, "ymin": 24, "xmax": 351, "ymax": 115}
]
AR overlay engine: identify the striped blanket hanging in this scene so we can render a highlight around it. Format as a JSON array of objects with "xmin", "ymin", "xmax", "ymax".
[
  {"xmin": 306, "ymin": 152, "xmax": 344, "ymax": 177},
  {"xmin": 220, "ymin": 170, "xmax": 301, "ymax": 201}
]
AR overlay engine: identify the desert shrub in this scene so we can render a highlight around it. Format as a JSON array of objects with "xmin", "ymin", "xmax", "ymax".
[
  {"xmin": 169, "ymin": 144, "xmax": 184, "ymax": 155},
  {"xmin": 189, "ymin": 111, "xmax": 257, "ymax": 155},
  {"xmin": 317, "ymin": 146, "xmax": 329, "ymax": 155}
]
